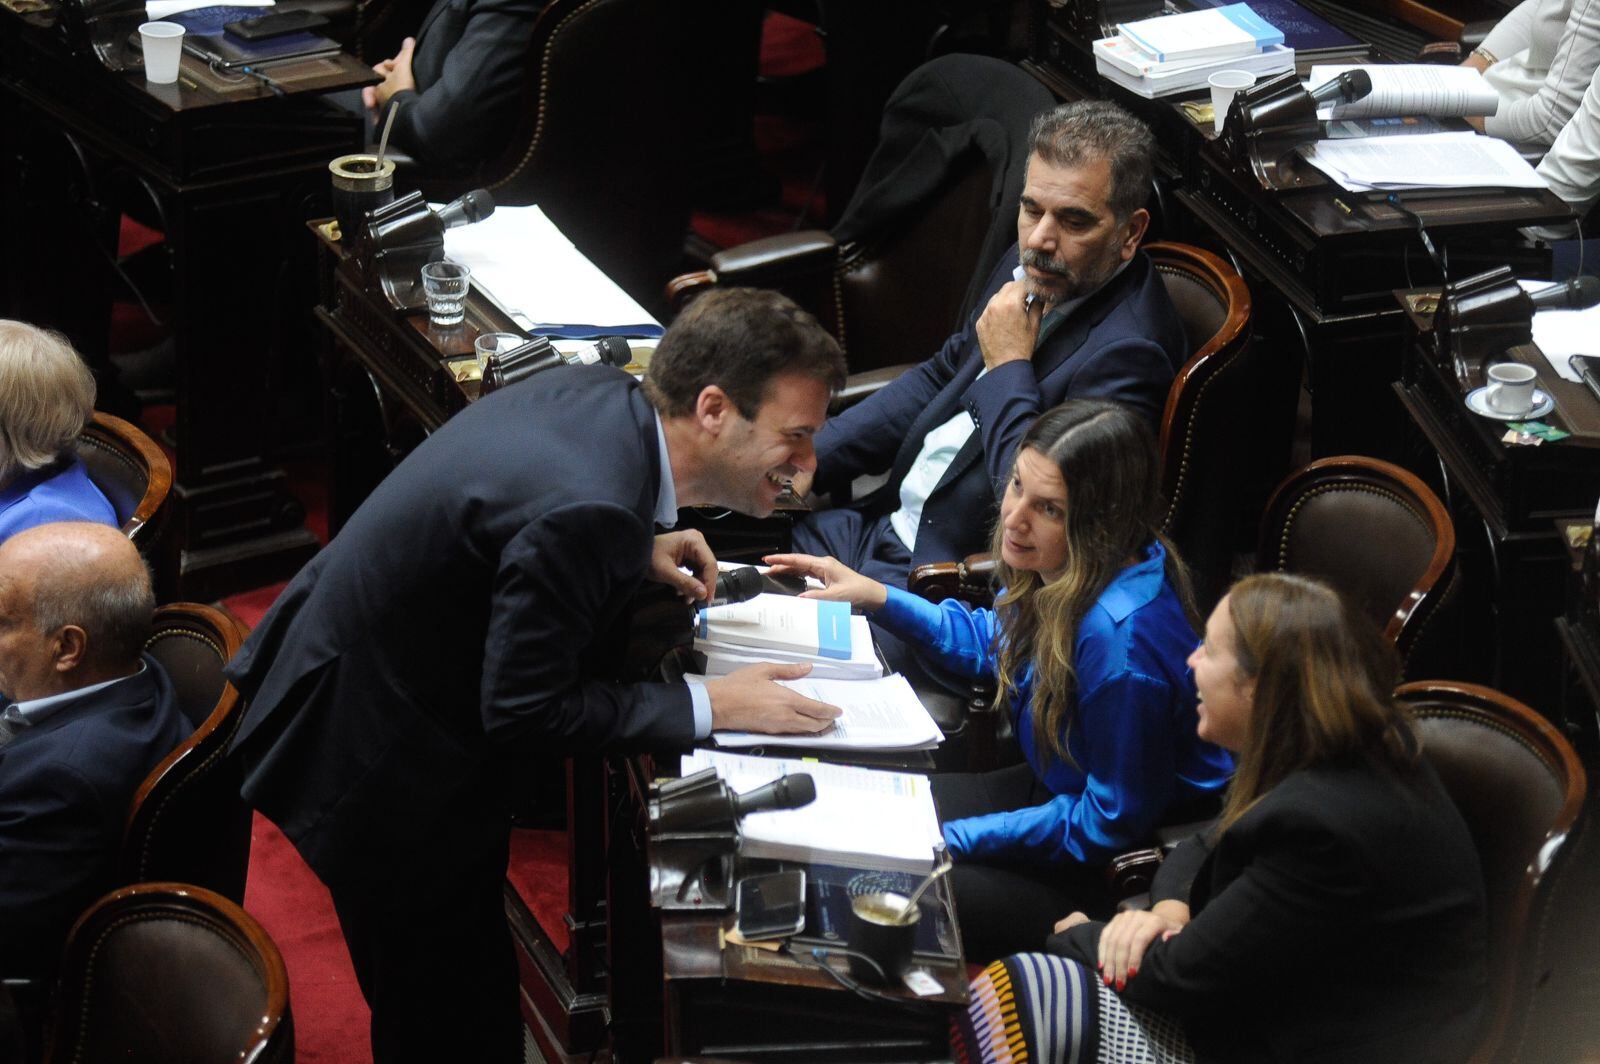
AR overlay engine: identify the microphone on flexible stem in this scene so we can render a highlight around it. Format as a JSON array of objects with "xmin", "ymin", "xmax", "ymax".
[
  {"xmin": 731, "ymin": 773, "xmax": 817, "ymax": 818},
  {"xmin": 568, "ymin": 336, "xmax": 632, "ymax": 367},
  {"xmin": 1308, "ymin": 69, "xmax": 1373, "ymax": 108},
  {"xmin": 433, "ymin": 188, "xmax": 495, "ymax": 230},
  {"xmin": 1527, "ymin": 275, "xmax": 1600, "ymax": 311},
  {"xmin": 705, "ymin": 565, "xmax": 765, "ymax": 608}
]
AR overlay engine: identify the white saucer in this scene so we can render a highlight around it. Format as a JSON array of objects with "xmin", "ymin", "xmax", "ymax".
[{"xmin": 1465, "ymin": 386, "xmax": 1555, "ymax": 422}]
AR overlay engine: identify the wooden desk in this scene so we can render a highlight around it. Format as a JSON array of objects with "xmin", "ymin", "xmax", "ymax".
[
  {"xmin": 0, "ymin": 5, "xmax": 376, "ymax": 597},
  {"xmin": 1024, "ymin": 9, "xmax": 1572, "ymax": 461},
  {"xmin": 1393, "ymin": 293, "xmax": 1600, "ymax": 713},
  {"xmin": 607, "ymin": 749, "xmax": 966, "ymax": 1063}
]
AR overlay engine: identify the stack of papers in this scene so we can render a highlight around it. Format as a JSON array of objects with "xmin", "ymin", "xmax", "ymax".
[
  {"xmin": 1095, "ymin": 37, "xmax": 1294, "ymax": 97},
  {"xmin": 1520, "ymin": 279, "xmax": 1600, "ymax": 383},
  {"xmin": 1094, "ymin": 3, "xmax": 1292, "ymax": 98},
  {"xmin": 1301, "ymin": 131, "xmax": 1546, "ymax": 192},
  {"xmin": 698, "ymin": 594, "xmax": 854, "ymax": 661},
  {"xmin": 682, "ymin": 749, "xmax": 945, "ymax": 872},
  {"xmin": 694, "ymin": 613, "xmax": 882, "ymax": 680},
  {"xmin": 709, "ymin": 673, "xmax": 942, "ymax": 752},
  {"xmin": 1118, "ymin": 3, "xmax": 1284, "ymax": 62},
  {"xmin": 442, "ymin": 204, "xmax": 661, "ymax": 339},
  {"xmin": 1309, "ymin": 64, "xmax": 1500, "ymax": 119}
]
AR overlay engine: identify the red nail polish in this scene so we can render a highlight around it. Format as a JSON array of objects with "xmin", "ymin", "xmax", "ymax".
[
  {"xmin": 1103, "ymin": 974, "xmax": 1112, "ymax": 986},
  {"xmin": 1096, "ymin": 962, "xmax": 1103, "ymax": 971},
  {"xmin": 1128, "ymin": 967, "xmax": 1138, "ymax": 978},
  {"xmin": 1116, "ymin": 978, "xmax": 1125, "ymax": 992}
]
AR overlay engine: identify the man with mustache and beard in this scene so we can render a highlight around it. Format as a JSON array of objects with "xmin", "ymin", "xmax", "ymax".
[{"xmin": 786, "ymin": 101, "xmax": 1186, "ymax": 601}]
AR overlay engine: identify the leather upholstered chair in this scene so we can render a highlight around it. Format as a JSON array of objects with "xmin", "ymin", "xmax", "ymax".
[
  {"xmin": 1257, "ymin": 456, "xmax": 1459, "ymax": 680},
  {"xmin": 1396, "ymin": 681, "xmax": 1586, "ymax": 1064},
  {"xmin": 44, "ymin": 883, "xmax": 292, "ymax": 1064},
  {"xmin": 1147, "ymin": 241, "xmax": 1258, "ymax": 614},
  {"xmin": 75, "ymin": 411, "xmax": 172, "ymax": 548},
  {"xmin": 666, "ymin": 54, "xmax": 1056, "ymax": 381},
  {"xmin": 120, "ymin": 604, "xmax": 252, "ymax": 903}
]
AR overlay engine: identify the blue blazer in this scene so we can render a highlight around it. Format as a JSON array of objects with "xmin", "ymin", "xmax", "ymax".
[
  {"xmin": 0, "ymin": 457, "xmax": 118, "ymax": 543},
  {"xmin": 876, "ymin": 542, "xmax": 1232, "ymax": 865},
  {"xmin": 225, "ymin": 367, "xmax": 695, "ymax": 886},
  {"xmin": 811, "ymin": 247, "xmax": 1187, "ymax": 569},
  {"xmin": 0, "ymin": 659, "xmax": 188, "ymax": 978},
  {"xmin": 386, "ymin": 0, "xmax": 544, "ymax": 170}
]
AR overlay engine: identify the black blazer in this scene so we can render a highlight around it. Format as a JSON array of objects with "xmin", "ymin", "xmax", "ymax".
[
  {"xmin": 225, "ymin": 368, "xmax": 693, "ymax": 885},
  {"xmin": 1048, "ymin": 753, "xmax": 1488, "ymax": 1063},
  {"xmin": 386, "ymin": 0, "xmax": 544, "ymax": 170},
  {"xmin": 0, "ymin": 659, "xmax": 188, "ymax": 978},
  {"xmin": 811, "ymin": 247, "xmax": 1187, "ymax": 569}
]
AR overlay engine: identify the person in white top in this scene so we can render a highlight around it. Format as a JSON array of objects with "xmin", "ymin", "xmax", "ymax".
[
  {"xmin": 1535, "ymin": 61, "xmax": 1600, "ymax": 222},
  {"xmin": 1463, "ymin": 0, "xmax": 1600, "ymax": 156}
]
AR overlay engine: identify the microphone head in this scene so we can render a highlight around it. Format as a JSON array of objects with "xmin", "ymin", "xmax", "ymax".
[
  {"xmin": 1571, "ymin": 274, "xmax": 1600, "ymax": 308},
  {"xmin": 781, "ymin": 773, "xmax": 817, "ymax": 807},
  {"xmin": 715, "ymin": 566, "xmax": 765, "ymax": 606},
  {"xmin": 458, "ymin": 188, "xmax": 495, "ymax": 223},
  {"xmin": 1342, "ymin": 69, "xmax": 1373, "ymax": 101},
  {"xmin": 594, "ymin": 336, "xmax": 632, "ymax": 367}
]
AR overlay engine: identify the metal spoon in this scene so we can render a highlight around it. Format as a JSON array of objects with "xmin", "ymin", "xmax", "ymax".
[
  {"xmin": 894, "ymin": 856, "xmax": 951, "ymax": 925},
  {"xmin": 375, "ymin": 102, "xmax": 398, "ymax": 170}
]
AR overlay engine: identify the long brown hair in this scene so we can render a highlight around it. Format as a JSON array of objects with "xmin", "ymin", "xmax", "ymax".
[
  {"xmin": 1217, "ymin": 573, "xmax": 1417, "ymax": 833},
  {"xmin": 989, "ymin": 401, "xmax": 1194, "ymax": 765}
]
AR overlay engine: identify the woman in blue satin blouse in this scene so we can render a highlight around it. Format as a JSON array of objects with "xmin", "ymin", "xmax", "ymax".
[{"xmin": 767, "ymin": 399, "xmax": 1233, "ymax": 960}]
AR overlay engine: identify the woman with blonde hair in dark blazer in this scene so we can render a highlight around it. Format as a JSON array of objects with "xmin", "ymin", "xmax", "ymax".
[{"xmin": 954, "ymin": 572, "xmax": 1488, "ymax": 1064}]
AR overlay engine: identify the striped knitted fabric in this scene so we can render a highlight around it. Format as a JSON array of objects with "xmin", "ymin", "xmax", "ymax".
[
  {"xmin": 952, "ymin": 953, "xmax": 1099, "ymax": 1063},
  {"xmin": 952, "ymin": 954, "xmax": 1196, "ymax": 1064}
]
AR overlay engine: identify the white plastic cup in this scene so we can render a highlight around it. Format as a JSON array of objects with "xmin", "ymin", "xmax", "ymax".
[
  {"xmin": 1208, "ymin": 70, "xmax": 1256, "ymax": 134},
  {"xmin": 140, "ymin": 21, "xmax": 186, "ymax": 85},
  {"xmin": 1485, "ymin": 362, "xmax": 1538, "ymax": 416}
]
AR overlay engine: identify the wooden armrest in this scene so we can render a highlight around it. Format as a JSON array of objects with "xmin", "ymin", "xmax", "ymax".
[
  {"xmin": 833, "ymin": 363, "xmax": 914, "ymax": 410},
  {"xmin": 1105, "ymin": 847, "xmax": 1164, "ymax": 900},
  {"xmin": 710, "ymin": 230, "xmax": 838, "ymax": 280},
  {"xmin": 908, "ymin": 552, "xmax": 998, "ymax": 607},
  {"xmin": 1416, "ymin": 40, "xmax": 1462, "ymax": 63}
]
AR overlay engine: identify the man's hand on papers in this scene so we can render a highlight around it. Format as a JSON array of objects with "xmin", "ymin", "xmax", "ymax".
[
  {"xmin": 705, "ymin": 663, "xmax": 842, "ymax": 734},
  {"xmin": 650, "ymin": 530, "xmax": 717, "ymax": 604},
  {"xmin": 363, "ymin": 36, "xmax": 417, "ymax": 112},
  {"xmin": 976, "ymin": 280, "xmax": 1044, "ymax": 370},
  {"xmin": 763, "ymin": 553, "xmax": 887, "ymax": 611}
]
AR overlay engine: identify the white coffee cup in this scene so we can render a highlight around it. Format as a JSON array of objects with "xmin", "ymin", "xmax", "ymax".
[
  {"xmin": 1485, "ymin": 362, "xmax": 1538, "ymax": 416},
  {"xmin": 140, "ymin": 21, "xmax": 186, "ymax": 85},
  {"xmin": 1209, "ymin": 70, "xmax": 1256, "ymax": 134}
]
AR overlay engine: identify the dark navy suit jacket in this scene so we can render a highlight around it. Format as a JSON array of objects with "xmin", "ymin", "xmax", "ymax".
[
  {"xmin": 0, "ymin": 659, "xmax": 187, "ymax": 978},
  {"xmin": 810, "ymin": 246, "xmax": 1187, "ymax": 569},
  {"xmin": 225, "ymin": 368, "xmax": 694, "ymax": 886},
  {"xmin": 386, "ymin": 0, "xmax": 543, "ymax": 170}
]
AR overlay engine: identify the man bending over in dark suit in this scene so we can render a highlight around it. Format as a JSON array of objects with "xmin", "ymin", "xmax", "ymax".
[
  {"xmin": 0, "ymin": 522, "xmax": 187, "ymax": 985},
  {"xmin": 788, "ymin": 100, "xmax": 1186, "ymax": 593},
  {"xmin": 360, "ymin": 0, "xmax": 544, "ymax": 172},
  {"xmin": 225, "ymin": 287, "xmax": 848, "ymax": 1064}
]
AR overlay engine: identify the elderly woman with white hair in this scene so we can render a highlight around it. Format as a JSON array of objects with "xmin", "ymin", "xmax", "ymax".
[{"xmin": 0, "ymin": 321, "xmax": 117, "ymax": 541}]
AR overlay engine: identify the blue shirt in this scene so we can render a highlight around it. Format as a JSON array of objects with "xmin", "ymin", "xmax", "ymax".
[
  {"xmin": 0, "ymin": 457, "xmax": 118, "ymax": 543},
  {"xmin": 876, "ymin": 540, "xmax": 1234, "ymax": 865}
]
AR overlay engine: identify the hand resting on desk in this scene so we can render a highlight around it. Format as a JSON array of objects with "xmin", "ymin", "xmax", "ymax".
[{"xmin": 704, "ymin": 662, "xmax": 842, "ymax": 734}]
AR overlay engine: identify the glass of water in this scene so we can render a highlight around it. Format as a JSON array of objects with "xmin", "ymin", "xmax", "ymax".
[{"xmin": 421, "ymin": 261, "xmax": 471, "ymax": 327}]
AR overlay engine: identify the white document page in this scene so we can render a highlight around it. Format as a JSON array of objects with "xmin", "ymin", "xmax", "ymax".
[
  {"xmin": 1309, "ymin": 64, "xmax": 1500, "ymax": 118},
  {"xmin": 148, "ymin": 0, "xmax": 270, "ymax": 16},
  {"xmin": 441, "ymin": 204, "xmax": 661, "ymax": 337},
  {"xmin": 1519, "ymin": 280, "xmax": 1600, "ymax": 381},
  {"xmin": 710, "ymin": 673, "xmax": 940, "ymax": 751},
  {"xmin": 1302, "ymin": 131, "xmax": 1546, "ymax": 191},
  {"xmin": 681, "ymin": 749, "xmax": 944, "ymax": 872}
]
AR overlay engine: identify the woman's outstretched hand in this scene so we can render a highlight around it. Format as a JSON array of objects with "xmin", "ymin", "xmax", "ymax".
[{"xmin": 763, "ymin": 553, "xmax": 888, "ymax": 612}]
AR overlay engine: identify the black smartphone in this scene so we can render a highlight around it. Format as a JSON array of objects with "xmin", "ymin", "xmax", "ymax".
[
  {"xmin": 734, "ymin": 870, "xmax": 806, "ymax": 941},
  {"xmin": 1573, "ymin": 354, "xmax": 1600, "ymax": 405}
]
